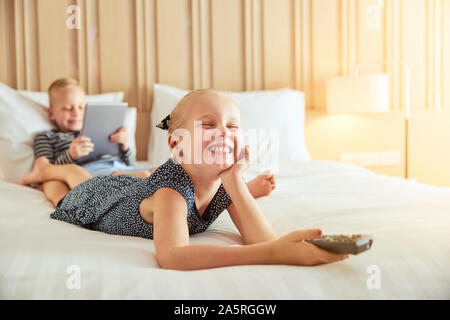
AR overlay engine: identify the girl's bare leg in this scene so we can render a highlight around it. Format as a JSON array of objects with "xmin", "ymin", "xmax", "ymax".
[
  {"xmin": 42, "ymin": 181, "xmax": 70, "ymax": 207},
  {"xmin": 19, "ymin": 156, "xmax": 92, "ymax": 189}
]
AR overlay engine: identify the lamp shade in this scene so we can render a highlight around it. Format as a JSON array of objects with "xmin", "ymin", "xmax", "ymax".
[{"xmin": 326, "ymin": 74, "xmax": 389, "ymax": 113}]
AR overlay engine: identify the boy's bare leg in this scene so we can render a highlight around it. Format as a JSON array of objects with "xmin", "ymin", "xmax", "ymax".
[
  {"xmin": 111, "ymin": 168, "xmax": 156, "ymax": 179},
  {"xmin": 19, "ymin": 156, "xmax": 92, "ymax": 189},
  {"xmin": 42, "ymin": 181, "xmax": 70, "ymax": 207}
]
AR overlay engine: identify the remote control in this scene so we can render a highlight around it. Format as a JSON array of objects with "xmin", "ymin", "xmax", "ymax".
[{"xmin": 305, "ymin": 234, "xmax": 374, "ymax": 255}]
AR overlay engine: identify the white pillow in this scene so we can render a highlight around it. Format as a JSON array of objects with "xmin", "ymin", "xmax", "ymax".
[
  {"xmin": 17, "ymin": 90, "xmax": 124, "ymax": 108},
  {"xmin": 0, "ymin": 82, "xmax": 135, "ymax": 183},
  {"xmin": 149, "ymin": 84, "xmax": 310, "ymax": 167}
]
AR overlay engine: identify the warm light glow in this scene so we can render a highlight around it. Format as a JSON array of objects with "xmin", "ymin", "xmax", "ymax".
[{"xmin": 326, "ymin": 74, "xmax": 390, "ymax": 114}]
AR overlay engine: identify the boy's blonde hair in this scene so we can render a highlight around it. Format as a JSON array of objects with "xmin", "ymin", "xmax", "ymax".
[
  {"xmin": 166, "ymin": 89, "xmax": 237, "ymax": 134},
  {"xmin": 48, "ymin": 78, "xmax": 84, "ymax": 108}
]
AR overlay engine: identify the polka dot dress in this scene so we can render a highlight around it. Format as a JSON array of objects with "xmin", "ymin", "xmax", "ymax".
[{"xmin": 50, "ymin": 158, "xmax": 232, "ymax": 239}]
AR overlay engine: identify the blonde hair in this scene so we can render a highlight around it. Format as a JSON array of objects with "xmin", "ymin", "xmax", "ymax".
[
  {"xmin": 166, "ymin": 89, "xmax": 236, "ymax": 135},
  {"xmin": 48, "ymin": 78, "xmax": 84, "ymax": 108}
]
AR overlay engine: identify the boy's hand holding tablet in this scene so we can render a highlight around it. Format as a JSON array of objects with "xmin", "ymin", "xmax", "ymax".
[
  {"xmin": 68, "ymin": 135, "xmax": 95, "ymax": 160},
  {"xmin": 69, "ymin": 126, "xmax": 129, "ymax": 160},
  {"xmin": 109, "ymin": 126, "xmax": 129, "ymax": 152}
]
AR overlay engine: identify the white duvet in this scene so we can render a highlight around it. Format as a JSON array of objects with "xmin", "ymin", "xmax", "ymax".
[{"xmin": 1, "ymin": 160, "xmax": 449, "ymax": 299}]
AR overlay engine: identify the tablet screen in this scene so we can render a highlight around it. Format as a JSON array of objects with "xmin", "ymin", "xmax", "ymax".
[{"xmin": 78, "ymin": 102, "xmax": 128, "ymax": 163}]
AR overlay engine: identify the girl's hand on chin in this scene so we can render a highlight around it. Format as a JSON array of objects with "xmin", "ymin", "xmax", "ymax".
[{"xmin": 219, "ymin": 135, "xmax": 250, "ymax": 180}]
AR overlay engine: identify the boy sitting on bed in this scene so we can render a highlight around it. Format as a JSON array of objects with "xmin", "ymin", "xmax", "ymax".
[
  {"xmin": 24, "ymin": 78, "xmax": 276, "ymax": 207},
  {"xmin": 28, "ymin": 78, "xmax": 155, "ymax": 206}
]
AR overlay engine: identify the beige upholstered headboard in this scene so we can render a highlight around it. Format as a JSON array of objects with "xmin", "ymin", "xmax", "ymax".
[
  {"xmin": 0, "ymin": 0, "xmax": 340, "ymax": 160},
  {"xmin": 2, "ymin": 0, "xmax": 450, "ymax": 187}
]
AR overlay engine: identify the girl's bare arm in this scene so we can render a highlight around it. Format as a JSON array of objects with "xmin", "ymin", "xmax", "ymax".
[
  {"xmin": 149, "ymin": 188, "xmax": 349, "ymax": 271},
  {"xmin": 222, "ymin": 175, "xmax": 277, "ymax": 245},
  {"xmin": 150, "ymin": 187, "xmax": 273, "ymax": 270},
  {"xmin": 219, "ymin": 136, "xmax": 276, "ymax": 245}
]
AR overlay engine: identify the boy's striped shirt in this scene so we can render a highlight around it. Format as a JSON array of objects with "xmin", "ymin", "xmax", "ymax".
[{"xmin": 33, "ymin": 130, "xmax": 136, "ymax": 166}]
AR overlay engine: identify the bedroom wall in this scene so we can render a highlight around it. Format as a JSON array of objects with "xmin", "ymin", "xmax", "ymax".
[{"xmin": 0, "ymin": 0, "xmax": 449, "ymax": 187}]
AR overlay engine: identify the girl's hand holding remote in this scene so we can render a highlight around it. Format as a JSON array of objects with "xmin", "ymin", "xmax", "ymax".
[{"xmin": 270, "ymin": 229, "xmax": 350, "ymax": 266}]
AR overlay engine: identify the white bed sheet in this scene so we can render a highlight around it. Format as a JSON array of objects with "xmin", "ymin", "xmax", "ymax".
[{"xmin": 1, "ymin": 160, "xmax": 449, "ymax": 299}]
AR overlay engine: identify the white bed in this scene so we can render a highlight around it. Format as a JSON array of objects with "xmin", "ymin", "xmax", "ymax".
[
  {"xmin": 1, "ymin": 82, "xmax": 449, "ymax": 299},
  {"xmin": 1, "ymin": 159, "xmax": 449, "ymax": 299}
]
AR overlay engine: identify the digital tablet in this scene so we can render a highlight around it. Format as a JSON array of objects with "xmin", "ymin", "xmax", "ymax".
[{"xmin": 78, "ymin": 102, "xmax": 128, "ymax": 163}]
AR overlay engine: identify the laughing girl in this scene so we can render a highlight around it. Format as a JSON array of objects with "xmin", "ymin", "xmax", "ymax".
[{"xmin": 21, "ymin": 89, "xmax": 348, "ymax": 270}]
